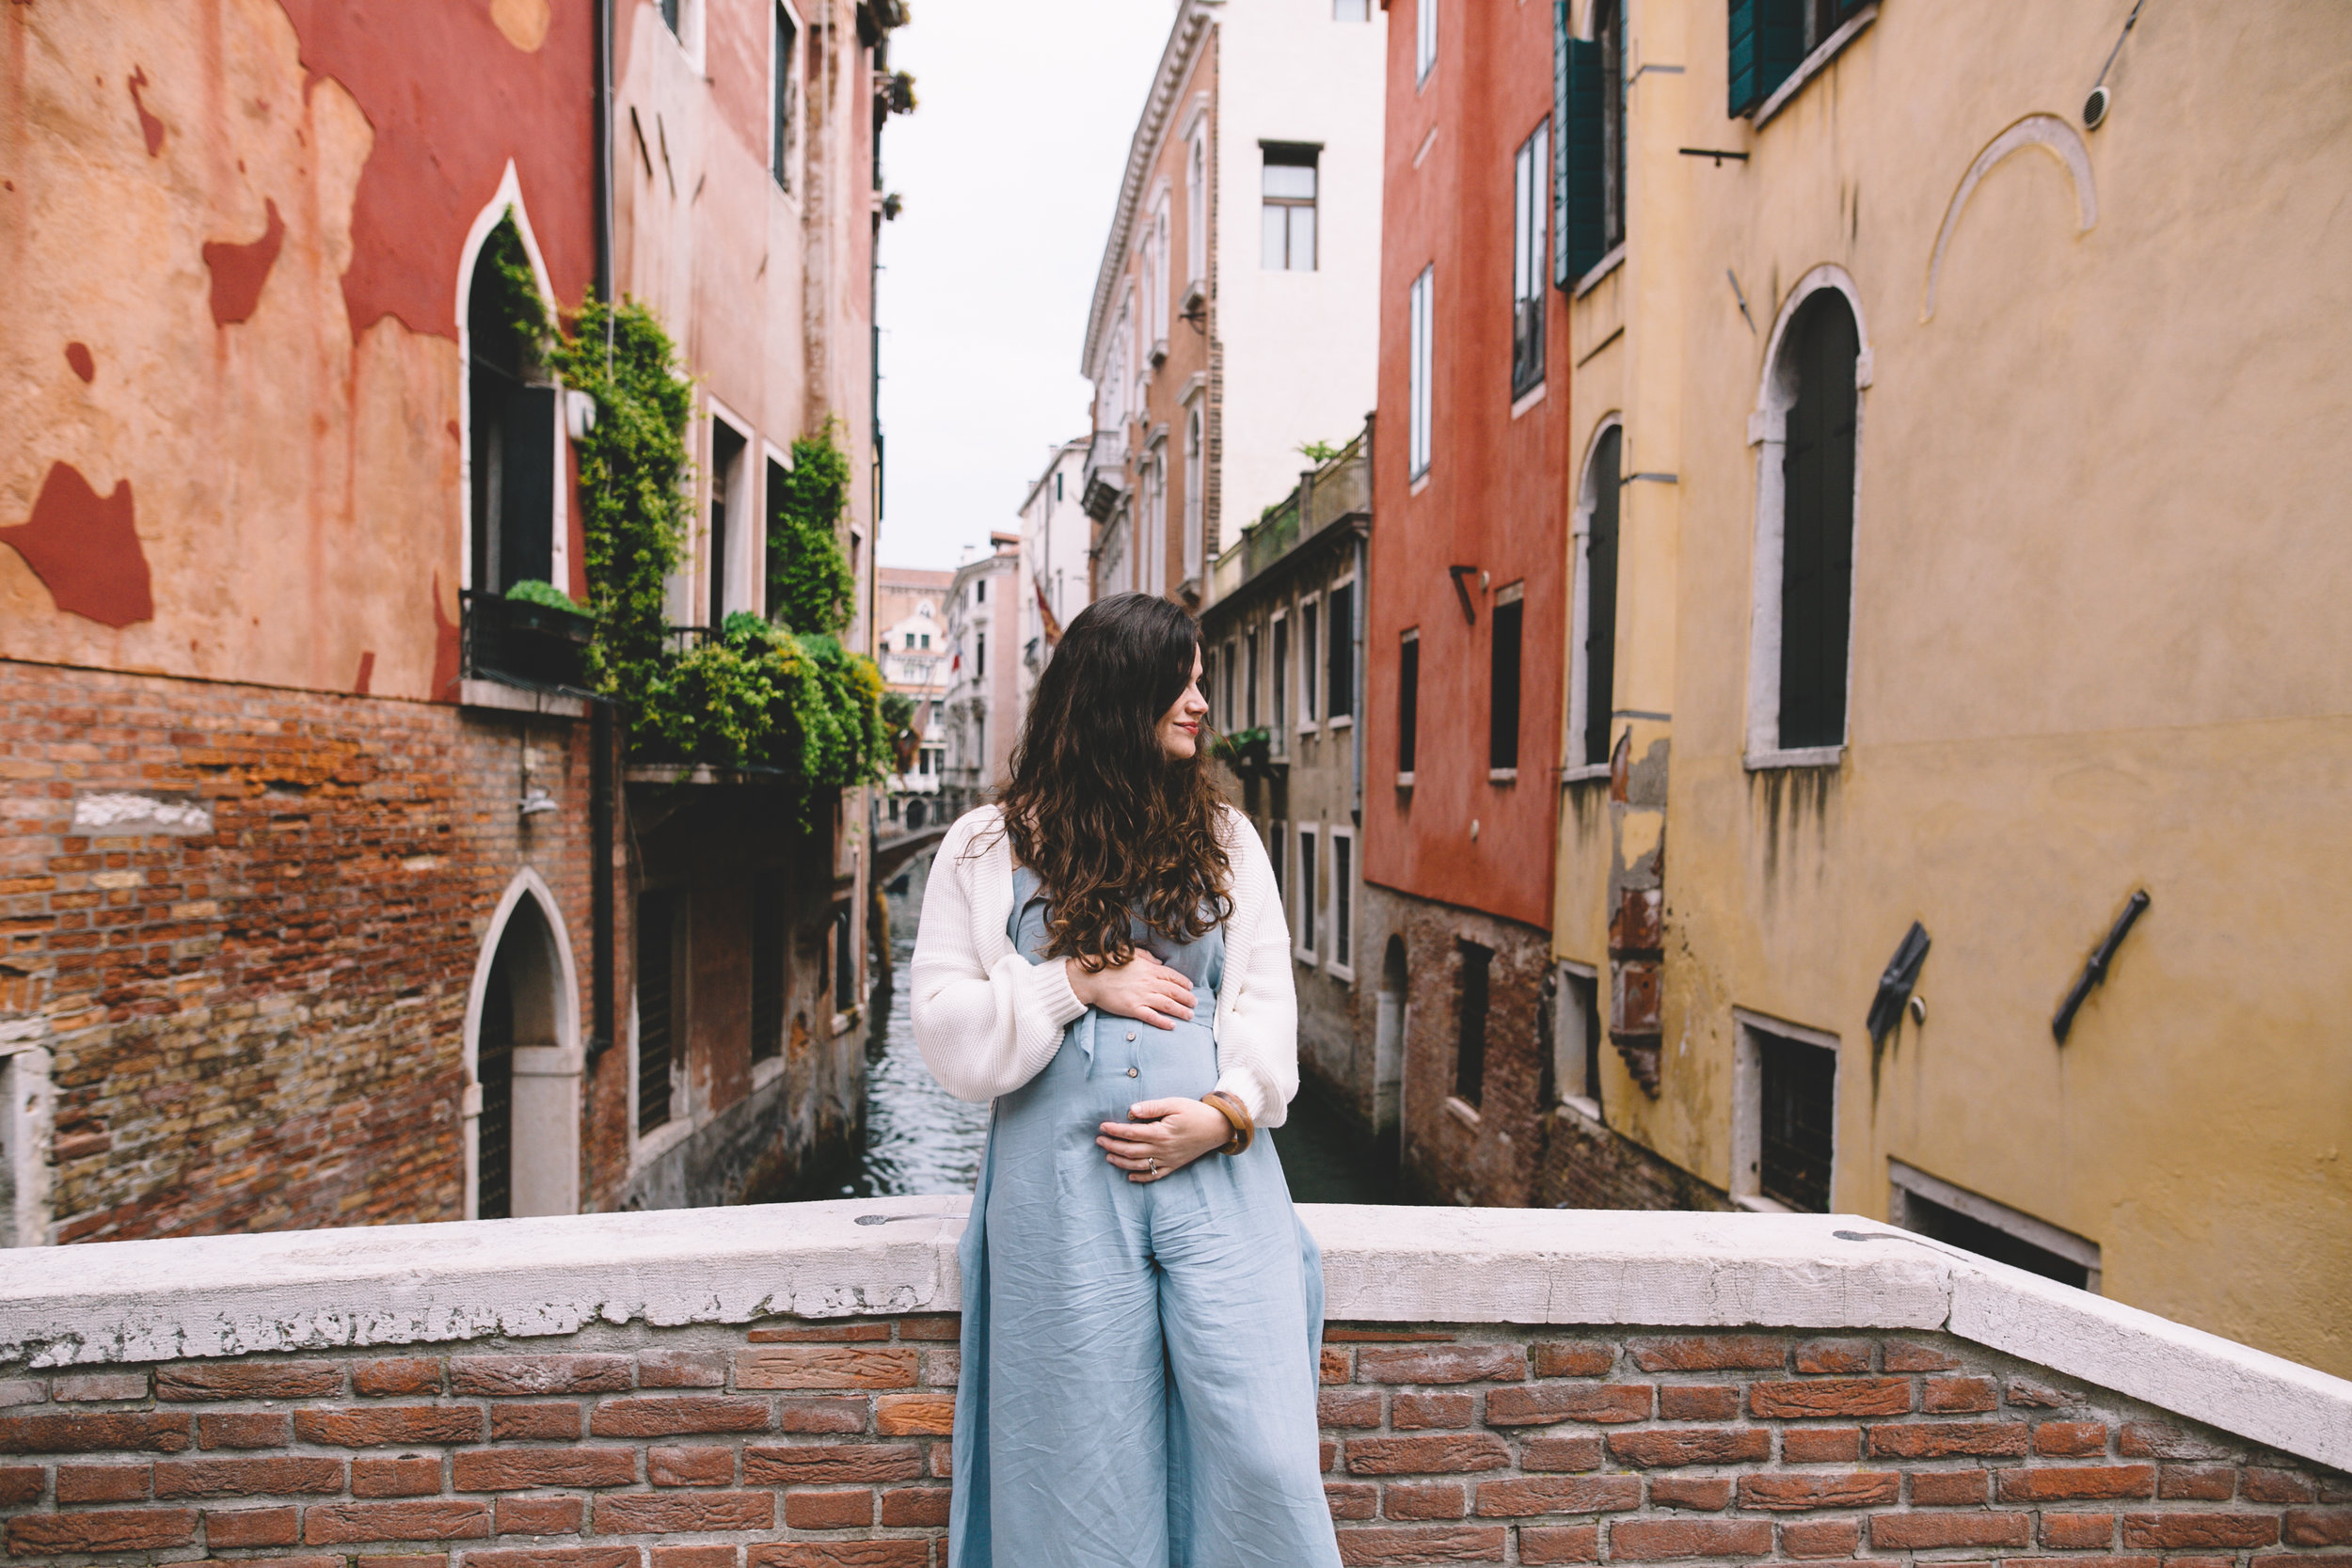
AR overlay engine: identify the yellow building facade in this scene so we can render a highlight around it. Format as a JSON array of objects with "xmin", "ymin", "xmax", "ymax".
[{"xmin": 1551, "ymin": 0, "xmax": 2352, "ymax": 1374}]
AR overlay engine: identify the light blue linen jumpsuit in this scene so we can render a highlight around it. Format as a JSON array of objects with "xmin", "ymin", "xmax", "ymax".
[{"xmin": 947, "ymin": 868, "xmax": 1341, "ymax": 1568}]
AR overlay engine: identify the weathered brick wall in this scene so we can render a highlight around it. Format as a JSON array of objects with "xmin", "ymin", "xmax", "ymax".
[
  {"xmin": 2, "ymin": 1317, "xmax": 2341, "ymax": 1568},
  {"xmin": 0, "ymin": 658, "xmax": 599, "ymax": 1240}
]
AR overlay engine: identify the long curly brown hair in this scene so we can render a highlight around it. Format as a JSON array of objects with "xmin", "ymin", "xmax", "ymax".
[{"xmin": 988, "ymin": 593, "xmax": 1232, "ymax": 969}]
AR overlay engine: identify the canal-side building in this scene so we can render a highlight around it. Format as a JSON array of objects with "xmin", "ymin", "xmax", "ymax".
[
  {"xmin": 940, "ymin": 535, "xmax": 1022, "ymax": 796},
  {"xmin": 1200, "ymin": 429, "xmax": 1377, "ymax": 1144},
  {"xmin": 1526, "ymin": 0, "xmax": 2352, "ymax": 1378},
  {"xmin": 1079, "ymin": 0, "xmax": 1386, "ymax": 609},
  {"xmin": 1018, "ymin": 437, "xmax": 1092, "ymax": 687},
  {"xmin": 877, "ymin": 566, "xmax": 952, "ymax": 827},
  {"xmin": 0, "ymin": 0, "xmax": 906, "ymax": 1242},
  {"xmin": 1362, "ymin": 0, "xmax": 1576, "ymax": 1209}
]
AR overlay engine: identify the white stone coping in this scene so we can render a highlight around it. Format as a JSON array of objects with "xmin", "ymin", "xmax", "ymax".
[{"xmin": 2, "ymin": 1199, "xmax": 2344, "ymax": 1473}]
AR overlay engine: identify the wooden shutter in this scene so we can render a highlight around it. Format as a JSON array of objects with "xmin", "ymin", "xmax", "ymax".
[
  {"xmin": 1728, "ymin": 0, "xmax": 1804, "ymax": 117},
  {"xmin": 1555, "ymin": 26, "xmax": 1603, "ymax": 286}
]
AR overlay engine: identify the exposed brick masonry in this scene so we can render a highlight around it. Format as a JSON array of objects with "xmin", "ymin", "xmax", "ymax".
[{"xmin": 0, "ymin": 1322, "xmax": 2342, "ymax": 1568}]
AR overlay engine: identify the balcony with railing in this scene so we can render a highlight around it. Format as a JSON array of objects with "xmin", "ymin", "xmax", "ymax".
[
  {"xmin": 1081, "ymin": 428, "xmax": 1129, "ymax": 522},
  {"xmin": 458, "ymin": 589, "xmax": 596, "ymax": 700}
]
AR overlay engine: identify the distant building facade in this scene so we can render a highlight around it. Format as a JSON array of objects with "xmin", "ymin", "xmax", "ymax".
[
  {"xmin": 0, "ymin": 0, "xmax": 904, "ymax": 1243},
  {"xmin": 876, "ymin": 565, "xmax": 952, "ymax": 816},
  {"xmin": 1362, "ymin": 0, "xmax": 1576, "ymax": 1209},
  {"xmin": 1080, "ymin": 0, "xmax": 1386, "ymax": 609},
  {"xmin": 940, "ymin": 534, "xmax": 1022, "ymax": 795},
  {"xmin": 1200, "ymin": 428, "xmax": 1375, "ymax": 1142},
  {"xmin": 1019, "ymin": 438, "xmax": 1092, "ymax": 688}
]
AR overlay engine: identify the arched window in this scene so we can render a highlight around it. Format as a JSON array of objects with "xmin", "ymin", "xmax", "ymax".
[
  {"xmin": 1183, "ymin": 405, "xmax": 1204, "ymax": 582},
  {"xmin": 469, "ymin": 878, "xmax": 580, "ymax": 1220},
  {"xmin": 1570, "ymin": 420, "xmax": 1622, "ymax": 771},
  {"xmin": 1747, "ymin": 277, "xmax": 1864, "ymax": 760},
  {"xmin": 467, "ymin": 215, "xmax": 556, "ymax": 595}
]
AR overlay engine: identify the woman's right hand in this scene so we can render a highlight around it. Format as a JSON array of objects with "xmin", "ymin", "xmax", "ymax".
[{"xmin": 1066, "ymin": 952, "xmax": 1195, "ymax": 1029}]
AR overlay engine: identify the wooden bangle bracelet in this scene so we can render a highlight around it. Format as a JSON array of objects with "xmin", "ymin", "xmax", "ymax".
[{"xmin": 1201, "ymin": 1090, "xmax": 1254, "ymax": 1155}]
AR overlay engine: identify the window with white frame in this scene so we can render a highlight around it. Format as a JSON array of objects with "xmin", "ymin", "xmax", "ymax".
[
  {"xmin": 1396, "ymin": 627, "xmax": 1419, "ymax": 780},
  {"xmin": 1270, "ymin": 610, "xmax": 1289, "ymax": 740},
  {"xmin": 1184, "ymin": 404, "xmax": 1204, "ymax": 583},
  {"xmin": 1327, "ymin": 827, "xmax": 1355, "ymax": 977},
  {"xmin": 1511, "ymin": 119, "xmax": 1550, "ymax": 400},
  {"xmin": 1186, "ymin": 131, "xmax": 1209, "ymax": 287},
  {"xmin": 1731, "ymin": 1012, "xmax": 1838, "ymax": 1213},
  {"xmin": 0, "ymin": 1046, "xmax": 53, "ymax": 1247},
  {"xmin": 1416, "ymin": 0, "xmax": 1438, "ymax": 84},
  {"xmin": 1220, "ymin": 637, "xmax": 1237, "ymax": 730},
  {"xmin": 1570, "ymin": 421, "xmax": 1622, "ymax": 772},
  {"xmin": 1888, "ymin": 1160, "xmax": 2102, "ymax": 1292},
  {"xmin": 1747, "ymin": 276, "xmax": 1865, "ymax": 763},
  {"xmin": 771, "ymin": 4, "xmax": 800, "ymax": 192},
  {"xmin": 1262, "ymin": 144, "xmax": 1319, "ymax": 272},
  {"xmin": 1550, "ymin": 961, "xmax": 1602, "ymax": 1113},
  {"xmin": 1268, "ymin": 818, "xmax": 1287, "ymax": 905},
  {"xmin": 1295, "ymin": 824, "xmax": 1319, "ymax": 960},
  {"xmin": 1150, "ymin": 199, "xmax": 1171, "ymax": 347},
  {"xmin": 1326, "ymin": 577, "xmax": 1354, "ymax": 723},
  {"xmin": 1409, "ymin": 266, "xmax": 1434, "ymax": 478},
  {"xmin": 1245, "ymin": 628, "xmax": 1261, "ymax": 728},
  {"xmin": 1146, "ymin": 453, "xmax": 1168, "ymax": 596}
]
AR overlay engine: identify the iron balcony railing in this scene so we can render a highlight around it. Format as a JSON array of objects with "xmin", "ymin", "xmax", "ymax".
[{"xmin": 460, "ymin": 590, "xmax": 596, "ymax": 696}]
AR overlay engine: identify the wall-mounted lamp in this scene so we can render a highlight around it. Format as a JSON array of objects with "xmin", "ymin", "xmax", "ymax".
[{"xmin": 519, "ymin": 787, "xmax": 559, "ymax": 817}]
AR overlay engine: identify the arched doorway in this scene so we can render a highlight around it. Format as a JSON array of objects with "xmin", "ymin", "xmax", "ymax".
[
  {"xmin": 1374, "ymin": 934, "xmax": 1408, "ymax": 1154},
  {"xmin": 467, "ymin": 873, "xmax": 580, "ymax": 1219}
]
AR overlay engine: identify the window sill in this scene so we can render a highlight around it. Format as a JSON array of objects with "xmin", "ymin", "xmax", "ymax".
[
  {"xmin": 1443, "ymin": 1095, "xmax": 1482, "ymax": 1129},
  {"xmin": 459, "ymin": 679, "xmax": 591, "ymax": 720},
  {"xmin": 1294, "ymin": 948, "xmax": 1319, "ymax": 968},
  {"xmin": 1488, "ymin": 768, "xmax": 1518, "ymax": 784},
  {"xmin": 1510, "ymin": 380, "xmax": 1548, "ymax": 420},
  {"xmin": 1396, "ymin": 770, "xmax": 1415, "ymax": 788},
  {"xmin": 1732, "ymin": 1192, "xmax": 1795, "ymax": 1214},
  {"xmin": 1573, "ymin": 244, "xmax": 1626, "ymax": 299},
  {"xmin": 1744, "ymin": 745, "xmax": 1844, "ymax": 772},
  {"xmin": 1409, "ymin": 470, "xmax": 1431, "ymax": 497},
  {"xmin": 630, "ymin": 1114, "xmax": 695, "ymax": 1171},
  {"xmin": 1327, "ymin": 714, "xmax": 1354, "ymax": 730},
  {"xmin": 1558, "ymin": 1095, "xmax": 1603, "ymax": 1128},
  {"xmin": 830, "ymin": 1006, "xmax": 862, "ymax": 1039},
  {"xmin": 1326, "ymin": 962, "xmax": 1357, "ymax": 984},
  {"xmin": 751, "ymin": 1054, "xmax": 786, "ymax": 1091},
  {"xmin": 1562, "ymin": 762, "xmax": 1611, "ymax": 784},
  {"xmin": 1752, "ymin": 4, "xmax": 1877, "ymax": 130},
  {"xmin": 1297, "ymin": 721, "xmax": 1320, "ymax": 737}
]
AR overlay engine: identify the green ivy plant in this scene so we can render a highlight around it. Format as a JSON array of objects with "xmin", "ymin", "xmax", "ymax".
[
  {"xmin": 768, "ymin": 422, "xmax": 857, "ymax": 636},
  {"xmin": 505, "ymin": 578, "xmax": 590, "ymax": 617}
]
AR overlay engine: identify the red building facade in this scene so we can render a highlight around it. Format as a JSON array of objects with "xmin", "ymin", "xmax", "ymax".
[{"xmin": 1363, "ymin": 0, "xmax": 1574, "ymax": 1206}]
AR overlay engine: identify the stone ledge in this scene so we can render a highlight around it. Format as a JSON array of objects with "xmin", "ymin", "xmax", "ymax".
[{"xmin": 0, "ymin": 1198, "xmax": 2344, "ymax": 1472}]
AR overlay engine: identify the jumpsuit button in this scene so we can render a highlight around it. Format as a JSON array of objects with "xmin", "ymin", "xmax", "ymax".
[
  {"xmin": 1126, "ymin": 1031, "xmax": 1136, "ymax": 1041},
  {"xmin": 1126, "ymin": 1067, "xmax": 1138, "ymax": 1077}
]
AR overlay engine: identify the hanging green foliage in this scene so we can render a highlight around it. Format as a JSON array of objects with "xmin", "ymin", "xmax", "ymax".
[
  {"xmin": 767, "ymin": 422, "xmax": 857, "ymax": 637},
  {"xmin": 479, "ymin": 212, "xmax": 552, "ymax": 376},
  {"xmin": 547, "ymin": 294, "xmax": 695, "ymax": 730},
  {"xmin": 636, "ymin": 614, "xmax": 891, "ymax": 812}
]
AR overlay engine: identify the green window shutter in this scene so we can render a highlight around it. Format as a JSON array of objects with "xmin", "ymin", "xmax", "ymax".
[
  {"xmin": 1555, "ymin": 25, "xmax": 1603, "ymax": 286},
  {"xmin": 1728, "ymin": 0, "xmax": 1804, "ymax": 118}
]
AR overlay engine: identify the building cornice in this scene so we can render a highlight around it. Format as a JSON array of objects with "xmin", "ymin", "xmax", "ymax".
[{"xmin": 1080, "ymin": 0, "xmax": 1221, "ymax": 379}]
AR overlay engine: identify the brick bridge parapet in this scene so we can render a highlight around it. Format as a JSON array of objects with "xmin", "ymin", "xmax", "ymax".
[{"xmin": 0, "ymin": 1201, "xmax": 2344, "ymax": 1566}]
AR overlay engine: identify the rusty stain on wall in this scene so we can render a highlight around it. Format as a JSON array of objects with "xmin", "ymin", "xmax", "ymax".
[
  {"xmin": 1, "ymin": 462, "xmax": 153, "ymax": 628},
  {"xmin": 126, "ymin": 65, "xmax": 165, "ymax": 155},
  {"xmin": 353, "ymin": 649, "xmax": 374, "ymax": 694},
  {"xmin": 201, "ymin": 198, "xmax": 285, "ymax": 326}
]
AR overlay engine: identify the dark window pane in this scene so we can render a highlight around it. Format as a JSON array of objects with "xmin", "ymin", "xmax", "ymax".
[
  {"xmin": 636, "ymin": 891, "xmax": 676, "ymax": 1135},
  {"xmin": 1778, "ymin": 292, "xmax": 1859, "ymax": 749},
  {"xmin": 1899, "ymin": 1191, "xmax": 2091, "ymax": 1291},
  {"xmin": 834, "ymin": 904, "xmax": 855, "ymax": 1011},
  {"xmin": 1584, "ymin": 427, "xmax": 1621, "ymax": 767},
  {"xmin": 1327, "ymin": 583, "xmax": 1354, "ymax": 719},
  {"xmin": 751, "ymin": 879, "xmax": 785, "ymax": 1064},
  {"xmin": 1489, "ymin": 599, "xmax": 1523, "ymax": 769},
  {"xmin": 1758, "ymin": 1032, "xmax": 1836, "ymax": 1212},
  {"xmin": 476, "ymin": 953, "xmax": 515, "ymax": 1221},
  {"xmin": 1454, "ymin": 940, "xmax": 1492, "ymax": 1106},
  {"xmin": 1397, "ymin": 635, "xmax": 1420, "ymax": 774}
]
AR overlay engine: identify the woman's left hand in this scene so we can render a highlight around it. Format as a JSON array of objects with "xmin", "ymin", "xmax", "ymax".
[{"xmin": 1097, "ymin": 1098, "xmax": 1232, "ymax": 1182}]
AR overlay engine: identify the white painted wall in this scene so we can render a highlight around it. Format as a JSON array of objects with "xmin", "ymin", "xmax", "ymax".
[{"xmin": 1214, "ymin": 0, "xmax": 1387, "ymax": 527}]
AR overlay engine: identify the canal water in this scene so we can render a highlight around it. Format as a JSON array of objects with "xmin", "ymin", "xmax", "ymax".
[{"xmin": 838, "ymin": 849, "xmax": 1407, "ymax": 1205}]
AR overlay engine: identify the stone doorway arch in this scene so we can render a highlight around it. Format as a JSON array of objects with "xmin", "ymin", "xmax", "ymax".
[{"xmin": 465, "ymin": 869, "xmax": 581, "ymax": 1219}]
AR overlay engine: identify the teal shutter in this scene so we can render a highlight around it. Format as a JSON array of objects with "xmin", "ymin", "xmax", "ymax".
[
  {"xmin": 1728, "ymin": 0, "xmax": 1804, "ymax": 117},
  {"xmin": 1556, "ymin": 29, "xmax": 1603, "ymax": 285}
]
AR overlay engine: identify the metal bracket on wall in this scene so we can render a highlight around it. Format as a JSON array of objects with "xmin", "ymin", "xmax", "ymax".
[
  {"xmin": 2052, "ymin": 889, "xmax": 2151, "ymax": 1044},
  {"xmin": 1448, "ymin": 564, "xmax": 1480, "ymax": 625}
]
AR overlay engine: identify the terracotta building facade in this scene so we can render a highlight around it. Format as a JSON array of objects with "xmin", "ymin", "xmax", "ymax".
[
  {"xmin": 0, "ymin": 0, "xmax": 904, "ymax": 1243},
  {"xmin": 1362, "ymin": 0, "xmax": 1577, "ymax": 1209}
]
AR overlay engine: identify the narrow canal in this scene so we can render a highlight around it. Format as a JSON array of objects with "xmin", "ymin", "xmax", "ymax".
[{"xmin": 841, "ymin": 849, "xmax": 1407, "ymax": 1205}]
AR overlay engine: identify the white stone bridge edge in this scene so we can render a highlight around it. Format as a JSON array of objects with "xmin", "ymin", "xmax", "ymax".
[{"xmin": 0, "ymin": 1197, "xmax": 2344, "ymax": 1474}]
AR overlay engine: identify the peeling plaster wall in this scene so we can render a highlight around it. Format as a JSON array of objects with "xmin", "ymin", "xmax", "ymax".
[{"xmin": 0, "ymin": 0, "xmax": 596, "ymax": 702}]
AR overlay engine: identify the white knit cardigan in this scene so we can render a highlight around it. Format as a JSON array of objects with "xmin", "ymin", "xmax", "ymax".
[{"xmin": 908, "ymin": 802, "xmax": 1299, "ymax": 1128}]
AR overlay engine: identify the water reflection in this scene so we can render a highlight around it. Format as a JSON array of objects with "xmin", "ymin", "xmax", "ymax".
[{"xmin": 846, "ymin": 847, "xmax": 1410, "ymax": 1207}]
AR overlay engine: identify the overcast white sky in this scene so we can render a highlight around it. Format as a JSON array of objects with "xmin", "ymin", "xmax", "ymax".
[{"xmin": 873, "ymin": 1, "xmax": 1175, "ymax": 571}]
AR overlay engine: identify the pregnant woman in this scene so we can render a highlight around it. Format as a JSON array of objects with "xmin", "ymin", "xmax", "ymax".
[{"xmin": 911, "ymin": 592, "xmax": 1339, "ymax": 1568}]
